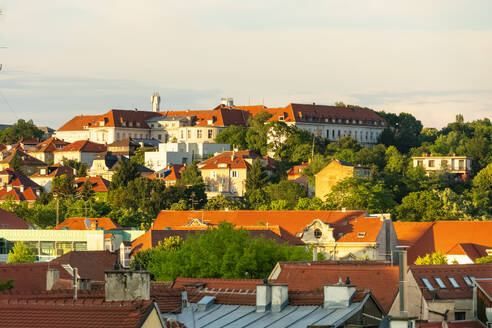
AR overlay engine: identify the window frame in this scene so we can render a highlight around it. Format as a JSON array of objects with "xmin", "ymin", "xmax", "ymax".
[{"xmin": 421, "ymin": 278, "xmax": 434, "ymax": 291}]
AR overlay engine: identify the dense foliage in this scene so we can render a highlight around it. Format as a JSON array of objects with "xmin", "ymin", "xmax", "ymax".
[
  {"xmin": 7, "ymin": 241, "xmax": 36, "ymax": 263},
  {"xmin": 0, "ymin": 119, "xmax": 43, "ymax": 144},
  {"xmin": 133, "ymin": 223, "xmax": 311, "ymax": 281}
]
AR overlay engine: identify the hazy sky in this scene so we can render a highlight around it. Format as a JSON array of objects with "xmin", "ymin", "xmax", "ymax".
[{"xmin": 0, "ymin": 1, "xmax": 491, "ymax": 129}]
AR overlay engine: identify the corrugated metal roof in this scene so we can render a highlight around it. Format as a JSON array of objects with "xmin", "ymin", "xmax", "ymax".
[{"xmin": 163, "ymin": 297, "xmax": 366, "ymax": 328}]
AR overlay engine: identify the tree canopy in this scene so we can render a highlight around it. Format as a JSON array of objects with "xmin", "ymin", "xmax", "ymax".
[{"xmin": 7, "ymin": 242, "xmax": 36, "ymax": 263}]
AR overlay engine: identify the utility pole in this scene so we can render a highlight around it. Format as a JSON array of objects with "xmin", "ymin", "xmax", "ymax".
[{"xmin": 56, "ymin": 197, "xmax": 59, "ymax": 227}]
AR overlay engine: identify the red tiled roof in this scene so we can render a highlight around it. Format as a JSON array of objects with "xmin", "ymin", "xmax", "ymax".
[
  {"xmin": 475, "ymin": 278, "xmax": 492, "ymax": 301},
  {"xmin": 174, "ymin": 277, "xmax": 263, "ymax": 290},
  {"xmin": 0, "ymin": 208, "xmax": 32, "ymax": 229},
  {"xmin": 54, "ymin": 217, "xmax": 122, "ymax": 230},
  {"xmin": 0, "ymin": 149, "xmax": 46, "ymax": 166},
  {"xmin": 74, "ymin": 176, "xmax": 110, "ymax": 193},
  {"xmin": 30, "ymin": 165, "xmax": 75, "ymax": 178},
  {"xmin": 198, "ymin": 150, "xmax": 260, "ymax": 170},
  {"xmin": 0, "ymin": 262, "xmax": 68, "ymax": 292},
  {"xmin": 286, "ymin": 162, "xmax": 309, "ymax": 177},
  {"xmin": 148, "ymin": 164, "xmax": 185, "ymax": 181},
  {"xmin": 56, "ymin": 140, "xmax": 107, "ymax": 153},
  {"xmin": 152, "ymin": 210, "xmax": 381, "ymax": 242},
  {"xmin": 395, "ymin": 221, "xmax": 492, "ymax": 263},
  {"xmin": 0, "ymin": 186, "xmax": 39, "ymax": 202},
  {"xmin": 0, "ymin": 298, "xmax": 158, "ymax": 328},
  {"xmin": 270, "ymin": 261, "xmax": 398, "ymax": 312},
  {"xmin": 29, "ymin": 137, "xmax": 69, "ymax": 153},
  {"xmin": 410, "ymin": 263, "xmax": 492, "ymax": 300},
  {"xmin": 165, "ymin": 108, "xmax": 248, "ymax": 127},
  {"xmin": 0, "ymin": 168, "xmax": 42, "ymax": 189},
  {"xmin": 51, "ymin": 251, "xmax": 118, "ymax": 281}
]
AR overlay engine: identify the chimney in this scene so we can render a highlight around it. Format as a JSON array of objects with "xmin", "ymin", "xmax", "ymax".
[
  {"xmin": 46, "ymin": 268, "xmax": 59, "ymax": 291},
  {"xmin": 323, "ymin": 282, "xmax": 356, "ymax": 308},
  {"xmin": 90, "ymin": 221, "xmax": 97, "ymax": 230},
  {"xmin": 256, "ymin": 283, "xmax": 272, "ymax": 312},
  {"xmin": 396, "ymin": 246, "xmax": 409, "ymax": 317},
  {"xmin": 104, "ymin": 266, "xmax": 150, "ymax": 302},
  {"xmin": 271, "ymin": 284, "xmax": 288, "ymax": 312}
]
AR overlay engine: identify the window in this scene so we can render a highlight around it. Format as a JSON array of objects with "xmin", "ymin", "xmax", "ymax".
[
  {"xmin": 428, "ymin": 160, "xmax": 435, "ymax": 168},
  {"xmin": 211, "ymin": 171, "xmax": 216, "ymax": 178},
  {"xmin": 158, "ymin": 134, "xmax": 162, "ymax": 140},
  {"xmin": 448, "ymin": 277, "xmax": 460, "ymax": 288},
  {"xmin": 56, "ymin": 242, "xmax": 73, "ymax": 256},
  {"xmin": 314, "ymin": 229, "xmax": 322, "ymax": 239},
  {"xmin": 208, "ymin": 129, "xmax": 213, "ymax": 138},
  {"xmin": 338, "ymin": 130, "xmax": 341, "ymax": 138},
  {"xmin": 357, "ymin": 232, "xmax": 366, "ymax": 238},
  {"xmin": 40, "ymin": 241, "xmax": 55, "ymax": 256},
  {"xmin": 116, "ymin": 133, "xmax": 120, "ymax": 140},
  {"xmin": 421, "ymin": 278, "xmax": 434, "ymax": 291},
  {"xmin": 180, "ymin": 130, "xmax": 184, "ymax": 139},
  {"xmin": 459, "ymin": 159, "xmax": 465, "ymax": 170},
  {"xmin": 74, "ymin": 242, "xmax": 87, "ymax": 251},
  {"xmin": 187, "ymin": 130, "xmax": 191, "ymax": 139},
  {"xmin": 417, "ymin": 160, "xmax": 423, "ymax": 167},
  {"xmin": 454, "ymin": 312, "xmax": 466, "ymax": 321},
  {"xmin": 231, "ymin": 170, "xmax": 238, "ymax": 178},
  {"xmin": 197, "ymin": 130, "xmax": 202, "ymax": 138},
  {"xmin": 463, "ymin": 276, "xmax": 474, "ymax": 287},
  {"xmin": 434, "ymin": 277, "xmax": 446, "ymax": 289}
]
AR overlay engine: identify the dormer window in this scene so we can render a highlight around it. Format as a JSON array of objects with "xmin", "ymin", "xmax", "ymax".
[
  {"xmin": 448, "ymin": 277, "xmax": 460, "ymax": 288},
  {"xmin": 314, "ymin": 229, "xmax": 322, "ymax": 239},
  {"xmin": 357, "ymin": 232, "xmax": 366, "ymax": 238},
  {"xmin": 278, "ymin": 116, "xmax": 284, "ymax": 121},
  {"xmin": 434, "ymin": 277, "xmax": 446, "ymax": 289},
  {"xmin": 421, "ymin": 278, "xmax": 434, "ymax": 291}
]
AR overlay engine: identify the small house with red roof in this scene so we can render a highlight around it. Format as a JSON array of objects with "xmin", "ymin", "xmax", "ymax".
[
  {"xmin": 0, "ymin": 149, "xmax": 46, "ymax": 175},
  {"xmin": 54, "ymin": 217, "xmax": 122, "ymax": 231},
  {"xmin": 53, "ymin": 139, "xmax": 107, "ymax": 168},
  {"xmin": 89, "ymin": 152, "xmax": 153, "ymax": 181},
  {"xmin": 393, "ymin": 221, "xmax": 492, "ymax": 264},
  {"xmin": 74, "ymin": 176, "xmax": 110, "ymax": 200},
  {"xmin": 148, "ymin": 164, "xmax": 185, "ymax": 186},
  {"xmin": 153, "ymin": 210, "xmax": 398, "ymax": 261},
  {"xmin": 30, "ymin": 164, "xmax": 75, "ymax": 192},
  {"xmin": 28, "ymin": 137, "xmax": 69, "ymax": 163},
  {"xmin": 197, "ymin": 150, "xmax": 274, "ymax": 198},
  {"xmin": 0, "ymin": 168, "xmax": 42, "ymax": 204}
]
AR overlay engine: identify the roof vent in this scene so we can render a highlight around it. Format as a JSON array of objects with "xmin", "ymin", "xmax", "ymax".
[{"xmin": 197, "ymin": 296, "xmax": 216, "ymax": 312}]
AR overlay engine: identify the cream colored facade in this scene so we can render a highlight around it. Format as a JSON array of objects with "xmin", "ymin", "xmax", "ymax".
[
  {"xmin": 315, "ymin": 160, "xmax": 371, "ymax": 200},
  {"xmin": 412, "ymin": 155, "xmax": 472, "ymax": 176},
  {"xmin": 147, "ymin": 116, "xmax": 224, "ymax": 143},
  {"xmin": 54, "ymin": 151, "xmax": 99, "ymax": 168},
  {"xmin": 201, "ymin": 165, "xmax": 248, "ymax": 197},
  {"xmin": 55, "ymin": 126, "xmax": 151, "ymax": 144},
  {"xmin": 29, "ymin": 151, "xmax": 52, "ymax": 164},
  {"xmin": 88, "ymin": 158, "xmax": 115, "ymax": 181}
]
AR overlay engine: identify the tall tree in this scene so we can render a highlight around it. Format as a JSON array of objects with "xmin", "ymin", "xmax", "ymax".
[
  {"xmin": 7, "ymin": 242, "xmax": 36, "ymax": 263},
  {"xmin": 215, "ymin": 125, "xmax": 248, "ymax": 149},
  {"xmin": 110, "ymin": 160, "xmax": 140, "ymax": 189},
  {"xmin": 177, "ymin": 161, "xmax": 203, "ymax": 186},
  {"xmin": 0, "ymin": 119, "xmax": 43, "ymax": 144}
]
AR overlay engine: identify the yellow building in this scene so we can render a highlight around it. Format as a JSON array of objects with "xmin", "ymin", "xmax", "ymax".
[{"xmin": 315, "ymin": 160, "xmax": 370, "ymax": 200}]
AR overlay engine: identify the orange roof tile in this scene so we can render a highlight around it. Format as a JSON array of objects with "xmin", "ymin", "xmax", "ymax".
[
  {"xmin": 54, "ymin": 217, "xmax": 121, "ymax": 230},
  {"xmin": 74, "ymin": 176, "xmax": 110, "ymax": 193},
  {"xmin": 152, "ymin": 210, "xmax": 380, "ymax": 242},
  {"xmin": 398, "ymin": 221, "xmax": 492, "ymax": 263},
  {"xmin": 29, "ymin": 137, "xmax": 69, "ymax": 153},
  {"xmin": 270, "ymin": 261, "xmax": 398, "ymax": 312},
  {"xmin": 56, "ymin": 140, "xmax": 106, "ymax": 153}
]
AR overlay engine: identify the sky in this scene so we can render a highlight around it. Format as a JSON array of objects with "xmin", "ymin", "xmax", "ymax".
[{"xmin": 0, "ymin": 0, "xmax": 491, "ymax": 129}]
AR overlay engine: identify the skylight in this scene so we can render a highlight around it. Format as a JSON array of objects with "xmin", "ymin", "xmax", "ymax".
[
  {"xmin": 421, "ymin": 278, "xmax": 434, "ymax": 291},
  {"xmin": 434, "ymin": 277, "xmax": 446, "ymax": 289},
  {"xmin": 463, "ymin": 276, "xmax": 473, "ymax": 287},
  {"xmin": 448, "ymin": 277, "xmax": 460, "ymax": 288}
]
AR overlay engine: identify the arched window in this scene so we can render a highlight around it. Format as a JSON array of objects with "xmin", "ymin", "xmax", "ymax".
[{"xmin": 314, "ymin": 229, "xmax": 322, "ymax": 239}]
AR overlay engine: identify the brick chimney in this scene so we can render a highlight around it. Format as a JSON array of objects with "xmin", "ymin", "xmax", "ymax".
[{"xmin": 104, "ymin": 265, "xmax": 150, "ymax": 302}]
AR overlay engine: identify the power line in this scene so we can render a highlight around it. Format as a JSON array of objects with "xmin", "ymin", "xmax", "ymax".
[{"xmin": 0, "ymin": 89, "xmax": 18, "ymax": 120}]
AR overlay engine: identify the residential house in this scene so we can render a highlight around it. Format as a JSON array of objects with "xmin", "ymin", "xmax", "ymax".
[
  {"xmin": 106, "ymin": 137, "xmax": 140, "ymax": 157},
  {"xmin": 412, "ymin": 154, "xmax": 472, "ymax": 179},
  {"xmin": 54, "ymin": 217, "xmax": 122, "ymax": 231},
  {"xmin": 0, "ymin": 149, "xmax": 46, "ymax": 175},
  {"xmin": 166, "ymin": 275, "xmax": 386, "ymax": 328},
  {"xmin": 89, "ymin": 152, "xmax": 153, "ymax": 181},
  {"xmin": 315, "ymin": 159, "xmax": 371, "ymax": 200},
  {"xmin": 153, "ymin": 210, "xmax": 398, "ymax": 261},
  {"xmin": 0, "ymin": 208, "xmax": 32, "ymax": 229},
  {"xmin": 74, "ymin": 176, "xmax": 110, "ymax": 200},
  {"xmin": 148, "ymin": 164, "xmax": 185, "ymax": 186},
  {"xmin": 144, "ymin": 142, "xmax": 230, "ymax": 171},
  {"xmin": 51, "ymin": 250, "xmax": 118, "ymax": 281},
  {"xmin": 18, "ymin": 138, "xmax": 40, "ymax": 151},
  {"xmin": 389, "ymin": 263, "xmax": 492, "ymax": 322},
  {"xmin": 197, "ymin": 150, "xmax": 274, "ymax": 197},
  {"xmin": 54, "ymin": 109, "xmax": 162, "ymax": 144},
  {"xmin": 474, "ymin": 278, "xmax": 492, "ymax": 328},
  {"xmin": 53, "ymin": 139, "xmax": 107, "ymax": 168},
  {"xmin": 29, "ymin": 164, "xmax": 75, "ymax": 192},
  {"xmin": 0, "ymin": 168, "xmax": 42, "ymax": 204},
  {"xmin": 286, "ymin": 161, "xmax": 311, "ymax": 195},
  {"xmin": 28, "ymin": 137, "xmax": 69, "ymax": 164},
  {"xmin": 0, "ymin": 261, "xmax": 70, "ymax": 292},
  {"xmin": 37, "ymin": 125, "xmax": 55, "ymax": 140},
  {"xmin": 393, "ymin": 221, "xmax": 492, "ymax": 264}
]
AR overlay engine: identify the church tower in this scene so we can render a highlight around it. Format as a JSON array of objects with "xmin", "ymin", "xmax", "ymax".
[{"xmin": 151, "ymin": 92, "xmax": 161, "ymax": 112}]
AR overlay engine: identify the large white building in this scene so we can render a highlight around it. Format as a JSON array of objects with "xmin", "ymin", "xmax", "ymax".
[{"xmin": 55, "ymin": 96, "xmax": 386, "ymax": 146}]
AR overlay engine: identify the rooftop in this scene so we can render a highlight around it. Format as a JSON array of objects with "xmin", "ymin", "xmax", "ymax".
[
  {"xmin": 54, "ymin": 217, "xmax": 122, "ymax": 231},
  {"xmin": 0, "ymin": 208, "xmax": 32, "ymax": 229}
]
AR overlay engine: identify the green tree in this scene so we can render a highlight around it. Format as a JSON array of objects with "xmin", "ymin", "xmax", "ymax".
[
  {"xmin": 0, "ymin": 279, "xmax": 14, "ymax": 291},
  {"xmin": 7, "ymin": 241, "xmax": 36, "ymax": 263},
  {"xmin": 205, "ymin": 195, "xmax": 242, "ymax": 210},
  {"xmin": 215, "ymin": 125, "xmax": 248, "ymax": 149},
  {"xmin": 324, "ymin": 177, "xmax": 396, "ymax": 213},
  {"xmin": 8, "ymin": 153, "xmax": 23, "ymax": 173},
  {"xmin": 170, "ymin": 199, "xmax": 190, "ymax": 210},
  {"xmin": 475, "ymin": 256, "xmax": 492, "ymax": 263},
  {"xmin": 246, "ymin": 159, "xmax": 268, "ymax": 192},
  {"xmin": 378, "ymin": 112, "xmax": 423, "ymax": 153},
  {"xmin": 302, "ymin": 155, "xmax": 330, "ymax": 186},
  {"xmin": 414, "ymin": 251, "xmax": 448, "ymax": 265},
  {"xmin": 245, "ymin": 111, "xmax": 273, "ymax": 155},
  {"xmin": 264, "ymin": 180, "xmax": 306, "ymax": 209},
  {"xmin": 77, "ymin": 179, "xmax": 94, "ymax": 201},
  {"xmin": 131, "ymin": 147, "xmax": 155, "ymax": 166},
  {"xmin": 62, "ymin": 159, "xmax": 87, "ymax": 177},
  {"xmin": 0, "ymin": 119, "xmax": 43, "ymax": 144},
  {"xmin": 295, "ymin": 197, "xmax": 325, "ymax": 210},
  {"xmin": 139, "ymin": 223, "xmax": 311, "ymax": 281},
  {"xmin": 52, "ymin": 174, "xmax": 76, "ymax": 199},
  {"xmin": 472, "ymin": 163, "xmax": 492, "ymax": 212},
  {"xmin": 110, "ymin": 160, "xmax": 140, "ymax": 189},
  {"xmin": 177, "ymin": 162, "xmax": 203, "ymax": 186},
  {"xmin": 109, "ymin": 208, "xmax": 153, "ymax": 229}
]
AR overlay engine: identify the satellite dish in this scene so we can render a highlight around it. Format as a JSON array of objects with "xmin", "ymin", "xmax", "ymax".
[{"xmin": 84, "ymin": 218, "xmax": 91, "ymax": 229}]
